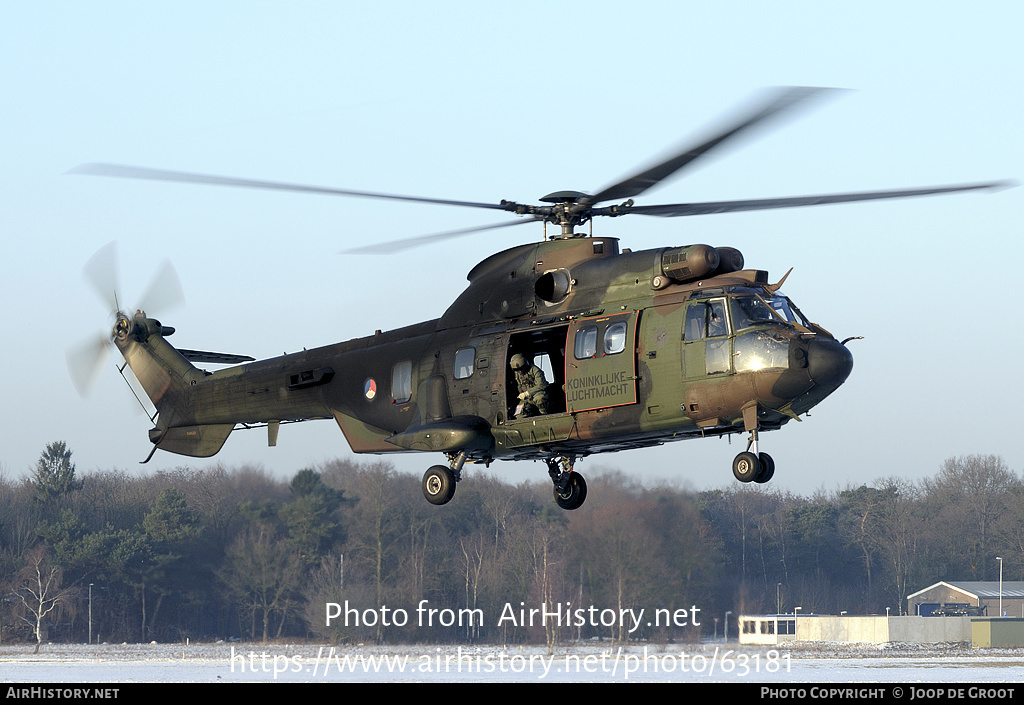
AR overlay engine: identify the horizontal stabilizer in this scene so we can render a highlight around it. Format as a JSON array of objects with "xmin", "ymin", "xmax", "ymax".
[
  {"xmin": 177, "ymin": 349, "xmax": 255, "ymax": 365},
  {"xmin": 149, "ymin": 423, "xmax": 235, "ymax": 458}
]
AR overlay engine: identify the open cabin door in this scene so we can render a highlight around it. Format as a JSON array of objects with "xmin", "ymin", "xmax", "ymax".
[{"xmin": 565, "ymin": 311, "xmax": 639, "ymax": 413}]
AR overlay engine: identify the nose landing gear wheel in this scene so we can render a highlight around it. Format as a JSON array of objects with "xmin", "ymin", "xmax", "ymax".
[
  {"xmin": 754, "ymin": 453, "xmax": 775, "ymax": 483},
  {"xmin": 422, "ymin": 465, "xmax": 456, "ymax": 505},
  {"xmin": 733, "ymin": 451, "xmax": 776, "ymax": 483},
  {"xmin": 732, "ymin": 451, "xmax": 760, "ymax": 482}
]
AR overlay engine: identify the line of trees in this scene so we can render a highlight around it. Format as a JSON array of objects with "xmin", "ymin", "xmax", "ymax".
[{"xmin": 1, "ymin": 443, "xmax": 1021, "ymax": 647}]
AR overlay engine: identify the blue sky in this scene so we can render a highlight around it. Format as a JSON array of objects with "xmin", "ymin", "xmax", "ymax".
[{"xmin": 2, "ymin": 2, "xmax": 1021, "ymax": 493}]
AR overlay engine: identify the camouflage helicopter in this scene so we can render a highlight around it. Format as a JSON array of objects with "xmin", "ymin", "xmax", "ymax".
[{"xmin": 68, "ymin": 87, "xmax": 1009, "ymax": 510}]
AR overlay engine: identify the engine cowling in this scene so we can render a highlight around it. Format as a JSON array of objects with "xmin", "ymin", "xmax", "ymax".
[{"xmin": 660, "ymin": 244, "xmax": 720, "ymax": 282}]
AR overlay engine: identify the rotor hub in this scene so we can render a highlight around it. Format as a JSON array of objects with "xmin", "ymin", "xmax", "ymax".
[
  {"xmin": 539, "ymin": 190, "xmax": 588, "ymax": 204},
  {"xmin": 113, "ymin": 313, "xmax": 133, "ymax": 341}
]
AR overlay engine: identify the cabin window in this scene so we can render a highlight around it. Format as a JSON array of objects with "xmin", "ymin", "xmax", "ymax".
[
  {"xmin": 392, "ymin": 360, "xmax": 412, "ymax": 403},
  {"xmin": 574, "ymin": 326, "xmax": 598, "ymax": 359},
  {"xmin": 603, "ymin": 322, "xmax": 627, "ymax": 355},
  {"xmin": 454, "ymin": 347, "xmax": 475, "ymax": 380}
]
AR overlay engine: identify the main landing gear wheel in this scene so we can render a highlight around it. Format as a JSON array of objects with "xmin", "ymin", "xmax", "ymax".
[
  {"xmin": 553, "ymin": 472, "xmax": 588, "ymax": 511},
  {"xmin": 546, "ymin": 456, "xmax": 587, "ymax": 510},
  {"xmin": 422, "ymin": 465, "xmax": 456, "ymax": 505}
]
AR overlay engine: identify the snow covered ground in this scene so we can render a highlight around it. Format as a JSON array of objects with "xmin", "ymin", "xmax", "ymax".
[{"xmin": 1, "ymin": 641, "xmax": 1022, "ymax": 683}]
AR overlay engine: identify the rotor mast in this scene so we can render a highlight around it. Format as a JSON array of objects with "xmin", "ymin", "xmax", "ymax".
[{"xmin": 500, "ymin": 190, "xmax": 635, "ymax": 239}]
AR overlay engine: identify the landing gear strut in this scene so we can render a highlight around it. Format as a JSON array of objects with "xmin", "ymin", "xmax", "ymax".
[
  {"xmin": 421, "ymin": 451, "xmax": 467, "ymax": 505},
  {"xmin": 547, "ymin": 456, "xmax": 587, "ymax": 510},
  {"xmin": 732, "ymin": 429, "xmax": 774, "ymax": 484}
]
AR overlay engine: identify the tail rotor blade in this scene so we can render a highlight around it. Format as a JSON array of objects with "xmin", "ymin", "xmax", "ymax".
[
  {"xmin": 138, "ymin": 259, "xmax": 184, "ymax": 314},
  {"xmin": 66, "ymin": 334, "xmax": 112, "ymax": 397},
  {"xmin": 82, "ymin": 240, "xmax": 120, "ymax": 314}
]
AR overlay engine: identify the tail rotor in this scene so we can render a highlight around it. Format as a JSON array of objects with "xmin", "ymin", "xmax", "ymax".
[{"xmin": 66, "ymin": 242, "xmax": 183, "ymax": 397}]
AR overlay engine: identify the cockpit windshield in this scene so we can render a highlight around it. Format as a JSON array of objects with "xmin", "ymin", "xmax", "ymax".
[{"xmin": 729, "ymin": 289, "xmax": 807, "ymax": 331}]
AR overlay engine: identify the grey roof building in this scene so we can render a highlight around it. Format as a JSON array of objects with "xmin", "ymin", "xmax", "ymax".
[{"xmin": 907, "ymin": 581, "xmax": 1024, "ymax": 618}]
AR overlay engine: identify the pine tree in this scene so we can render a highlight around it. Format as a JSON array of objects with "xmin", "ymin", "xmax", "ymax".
[{"xmin": 32, "ymin": 441, "xmax": 83, "ymax": 504}]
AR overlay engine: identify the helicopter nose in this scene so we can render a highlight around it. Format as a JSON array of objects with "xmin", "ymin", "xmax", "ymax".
[
  {"xmin": 772, "ymin": 336, "xmax": 854, "ymax": 409},
  {"xmin": 806, "ymin": 337, "xmax": 854, "ymax": 391}
]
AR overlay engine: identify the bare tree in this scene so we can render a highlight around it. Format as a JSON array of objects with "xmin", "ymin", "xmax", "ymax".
[
  {"xmin": 460, "ymin": 531, "xmax": 486, "ymax": 642},
  {"xmin": 220, "ymin": 528, "xmax": 303, "ymax": 642},
  {"xmin": 924, "ymin": 455, "xmax": 1015, "ymax": 580},
  {"xmin": 12, "ymin": 547, "xmax": 75, "ymax": 653}
]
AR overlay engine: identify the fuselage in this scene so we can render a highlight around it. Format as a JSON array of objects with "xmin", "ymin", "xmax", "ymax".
[{"xmin": 117, "ymin": 237, "xmax": 853, "ymax": 463}]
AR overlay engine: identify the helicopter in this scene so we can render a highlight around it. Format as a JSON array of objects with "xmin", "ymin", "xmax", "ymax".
[{"xmin": 68, "ymin": 87, "xmax": 1010, "ymax": 510}]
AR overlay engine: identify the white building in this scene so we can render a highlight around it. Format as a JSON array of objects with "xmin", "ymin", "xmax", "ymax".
[
  {"xmin": 739, "ymin": 615, "xmax": 797, "ymax": 645},
  {"xmin": 738, "ymin": 614, "xmax": 971, "ymax": 645}
]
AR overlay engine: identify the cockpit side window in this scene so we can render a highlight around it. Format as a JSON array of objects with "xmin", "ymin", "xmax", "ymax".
[
  {"xmin": 684, "ymin": 299, "xmax": 729, "ymax": 340},
  {"xmin": 684, "ymin": 305, "xmax": 705, "ymax": 340},
  {"xmin": 730, "ymin": 292, "xmax": 807, "ymax": 331},
  {"xmin": 730, "ymin": 295, "xmax": 776, "ymax": 330},
  {"xmin": 769, "ymin": 295, "xmax": 805, "ymax": 326}
]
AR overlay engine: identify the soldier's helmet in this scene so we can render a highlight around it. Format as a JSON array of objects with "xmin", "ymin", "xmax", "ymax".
[{"xmin": 510, "ymin": 353, "xmax": 527, "ymax": 370}]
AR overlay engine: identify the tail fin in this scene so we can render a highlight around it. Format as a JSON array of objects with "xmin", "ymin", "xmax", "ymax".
[{"xmin": 114, "ymin": 311, "xmax": 234, "ymax": 458}]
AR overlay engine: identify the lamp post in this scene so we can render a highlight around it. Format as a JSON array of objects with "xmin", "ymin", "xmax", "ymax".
[
  {"xmin": 724, "ymin": 611, "xmax": 732, "ymax": 643},
  {"xmin": 88, "ymin": 584, "xmax": 93, "ymax": 646},
  {"xmin": 997, "ymin": 557, "xmax": 1003, "ymax": 617}
]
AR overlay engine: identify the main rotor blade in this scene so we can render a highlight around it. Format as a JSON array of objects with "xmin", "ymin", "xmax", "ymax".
[
  {"xmin": 623, "ymin": 181, "xmax": 1014, "ymax": 217},
  {"xmin": 341, "ymin": 216, "xmax": 543, "ymax": 254},
  {"xmin": 68, "ymin": 163, "xmax": 511, "ymax": 211},
  {"xmin": 587, "ymin": 86, "xmax": 839, "ymax": 206}
]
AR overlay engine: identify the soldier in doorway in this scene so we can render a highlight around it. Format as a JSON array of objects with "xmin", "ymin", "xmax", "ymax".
[{"xmin": 510, "ymin": 353, "xmax": 549, "ymax": 418}]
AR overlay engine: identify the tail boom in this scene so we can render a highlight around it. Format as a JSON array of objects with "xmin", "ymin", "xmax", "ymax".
[{"xmin": 114, "ymin": 312, "xmax": 332, "ymax": 459}]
